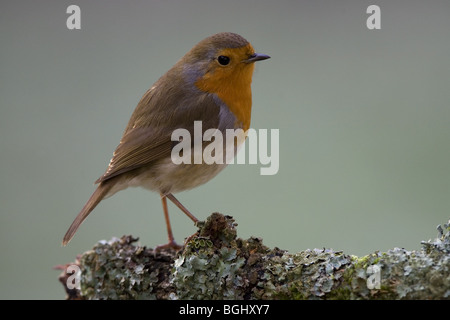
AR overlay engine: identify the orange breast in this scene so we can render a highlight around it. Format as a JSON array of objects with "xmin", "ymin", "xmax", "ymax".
[{"xmin": 195, "ymin": 45, "xmax": 255, "ymax": 131}]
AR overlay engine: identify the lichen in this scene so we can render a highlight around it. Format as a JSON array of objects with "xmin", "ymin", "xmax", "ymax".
[
  {"xmin": 171, "ymin": 213, "xmax": 262, "ymax": 299},
  {"xmin": 59, "ymin": 216, "xmax": 450, "ymax": 300},
  {"xmin": 258, "ymin": 248, "xmax": 353, "ymax": 300},
  {"xmin": 171, "ymin": 245, "xmax": 246, "ymax": 299},
  {"xmin": 78, "ymin": 236, "xmax": 175, "ymax": 299}
]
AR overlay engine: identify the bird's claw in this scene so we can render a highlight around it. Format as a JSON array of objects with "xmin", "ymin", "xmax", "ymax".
[{"xmin": 154, "ymin": 240, "xmax": 183, "ymax": 253}]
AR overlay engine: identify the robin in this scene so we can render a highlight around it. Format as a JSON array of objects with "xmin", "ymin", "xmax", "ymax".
[{"xmin": 62, "ymin": 32, "xmax": 270, "ymax": 249}]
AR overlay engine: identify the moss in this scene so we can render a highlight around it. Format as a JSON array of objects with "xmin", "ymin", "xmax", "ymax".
[{"xmin": 327, "ymin": 286, "xmax": 352, "ymax": 300}]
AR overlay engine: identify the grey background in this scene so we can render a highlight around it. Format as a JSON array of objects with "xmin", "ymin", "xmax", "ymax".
[{"xmin": 1, "ymin": 0, "xmax": 449, "ymax": 299}]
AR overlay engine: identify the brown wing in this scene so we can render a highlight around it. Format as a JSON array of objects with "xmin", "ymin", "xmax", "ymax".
[
  {"xmin": 95, "ymin": 83, "xmax": 227, "ymax": 184},
  {"xmin": 95, "ymin": 128, "xmax": 173, "ymax": 183}
]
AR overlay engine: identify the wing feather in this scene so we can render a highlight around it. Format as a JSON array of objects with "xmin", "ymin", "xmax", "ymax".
[{"xmin": 95, "ymin": 82, "xmax": 228, "ymax": 183}]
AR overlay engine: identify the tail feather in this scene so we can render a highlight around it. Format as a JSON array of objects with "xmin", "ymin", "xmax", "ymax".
[{"xmin": 62, "ymin": 182, "xmax": 113, "ymax": 246}]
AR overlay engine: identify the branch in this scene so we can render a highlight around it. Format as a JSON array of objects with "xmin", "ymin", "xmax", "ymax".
[{"xmin": 58, "ymin": 213, "xmax": 450, "ymax": 299}]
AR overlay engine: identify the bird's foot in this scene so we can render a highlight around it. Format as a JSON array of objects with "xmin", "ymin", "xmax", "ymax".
[{"xmin": 154, "ymin": 240, "xmax": 183, "ymax": 253}]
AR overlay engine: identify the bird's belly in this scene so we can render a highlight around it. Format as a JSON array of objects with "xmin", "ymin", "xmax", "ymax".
[
  {"xmin": 130, "ymin": 159, "xmax": 228, "ymax": 194},
  {"xmin": 132, "ymin": 129, "xmax": 244, "ymax": 194},
  {"xmin": 106, "ymin": 126, "xmax": 245, "ymax": 196}
]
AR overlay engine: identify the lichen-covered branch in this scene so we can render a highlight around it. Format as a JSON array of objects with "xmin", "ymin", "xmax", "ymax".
[{"xmin": 58, "ymin": 213, "xmax": 450, "ymax": 299}]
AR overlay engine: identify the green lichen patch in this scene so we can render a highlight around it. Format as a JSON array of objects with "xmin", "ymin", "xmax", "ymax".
[
  {"xmin": 171, "ymin": 214, "xmax": 263, "ymax": 299},
  {"xmin": 79, "ymin": 235, "xmax": 175, "ymax": 299},
  {"xmin": 171, "ymin": 246, "xmax": 246, "ymax": 299},
  {"xmin": 252, "ymin": 248, "xmax": 353, "ymax": 299}
]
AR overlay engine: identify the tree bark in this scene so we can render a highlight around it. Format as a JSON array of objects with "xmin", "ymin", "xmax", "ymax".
[{"xmin": 58, "ymin": 213, "xmax": 450, "ymax": 300}]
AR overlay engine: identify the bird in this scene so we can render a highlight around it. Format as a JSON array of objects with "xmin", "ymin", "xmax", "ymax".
[{"xmin": 62, "ymin": 32, "xmax": 270, "ymax": 249}]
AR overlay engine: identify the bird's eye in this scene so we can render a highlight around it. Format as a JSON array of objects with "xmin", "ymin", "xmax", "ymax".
[{"xmin": 217, "ymin": 55, "xmax": 230, "ymax": 66}]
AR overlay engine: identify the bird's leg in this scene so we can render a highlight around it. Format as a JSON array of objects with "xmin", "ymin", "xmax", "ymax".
[
  {"xmin": 166, "ymin": 193, "xmax": 199, "ymax": 223},
  {"xmin": 154, "ymin": 193, "xmax": 182, "ymax": 251}
]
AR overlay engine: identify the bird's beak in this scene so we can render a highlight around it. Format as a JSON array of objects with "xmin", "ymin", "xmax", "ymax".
[{"xmin": 244, "ymin": 53, "xmax": 271, "ymax": 63}]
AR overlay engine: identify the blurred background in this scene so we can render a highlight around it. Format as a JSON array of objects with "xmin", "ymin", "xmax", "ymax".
[{"xmin": 1, "ymin": 0, "xmax": 449, "ymax": 299}]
